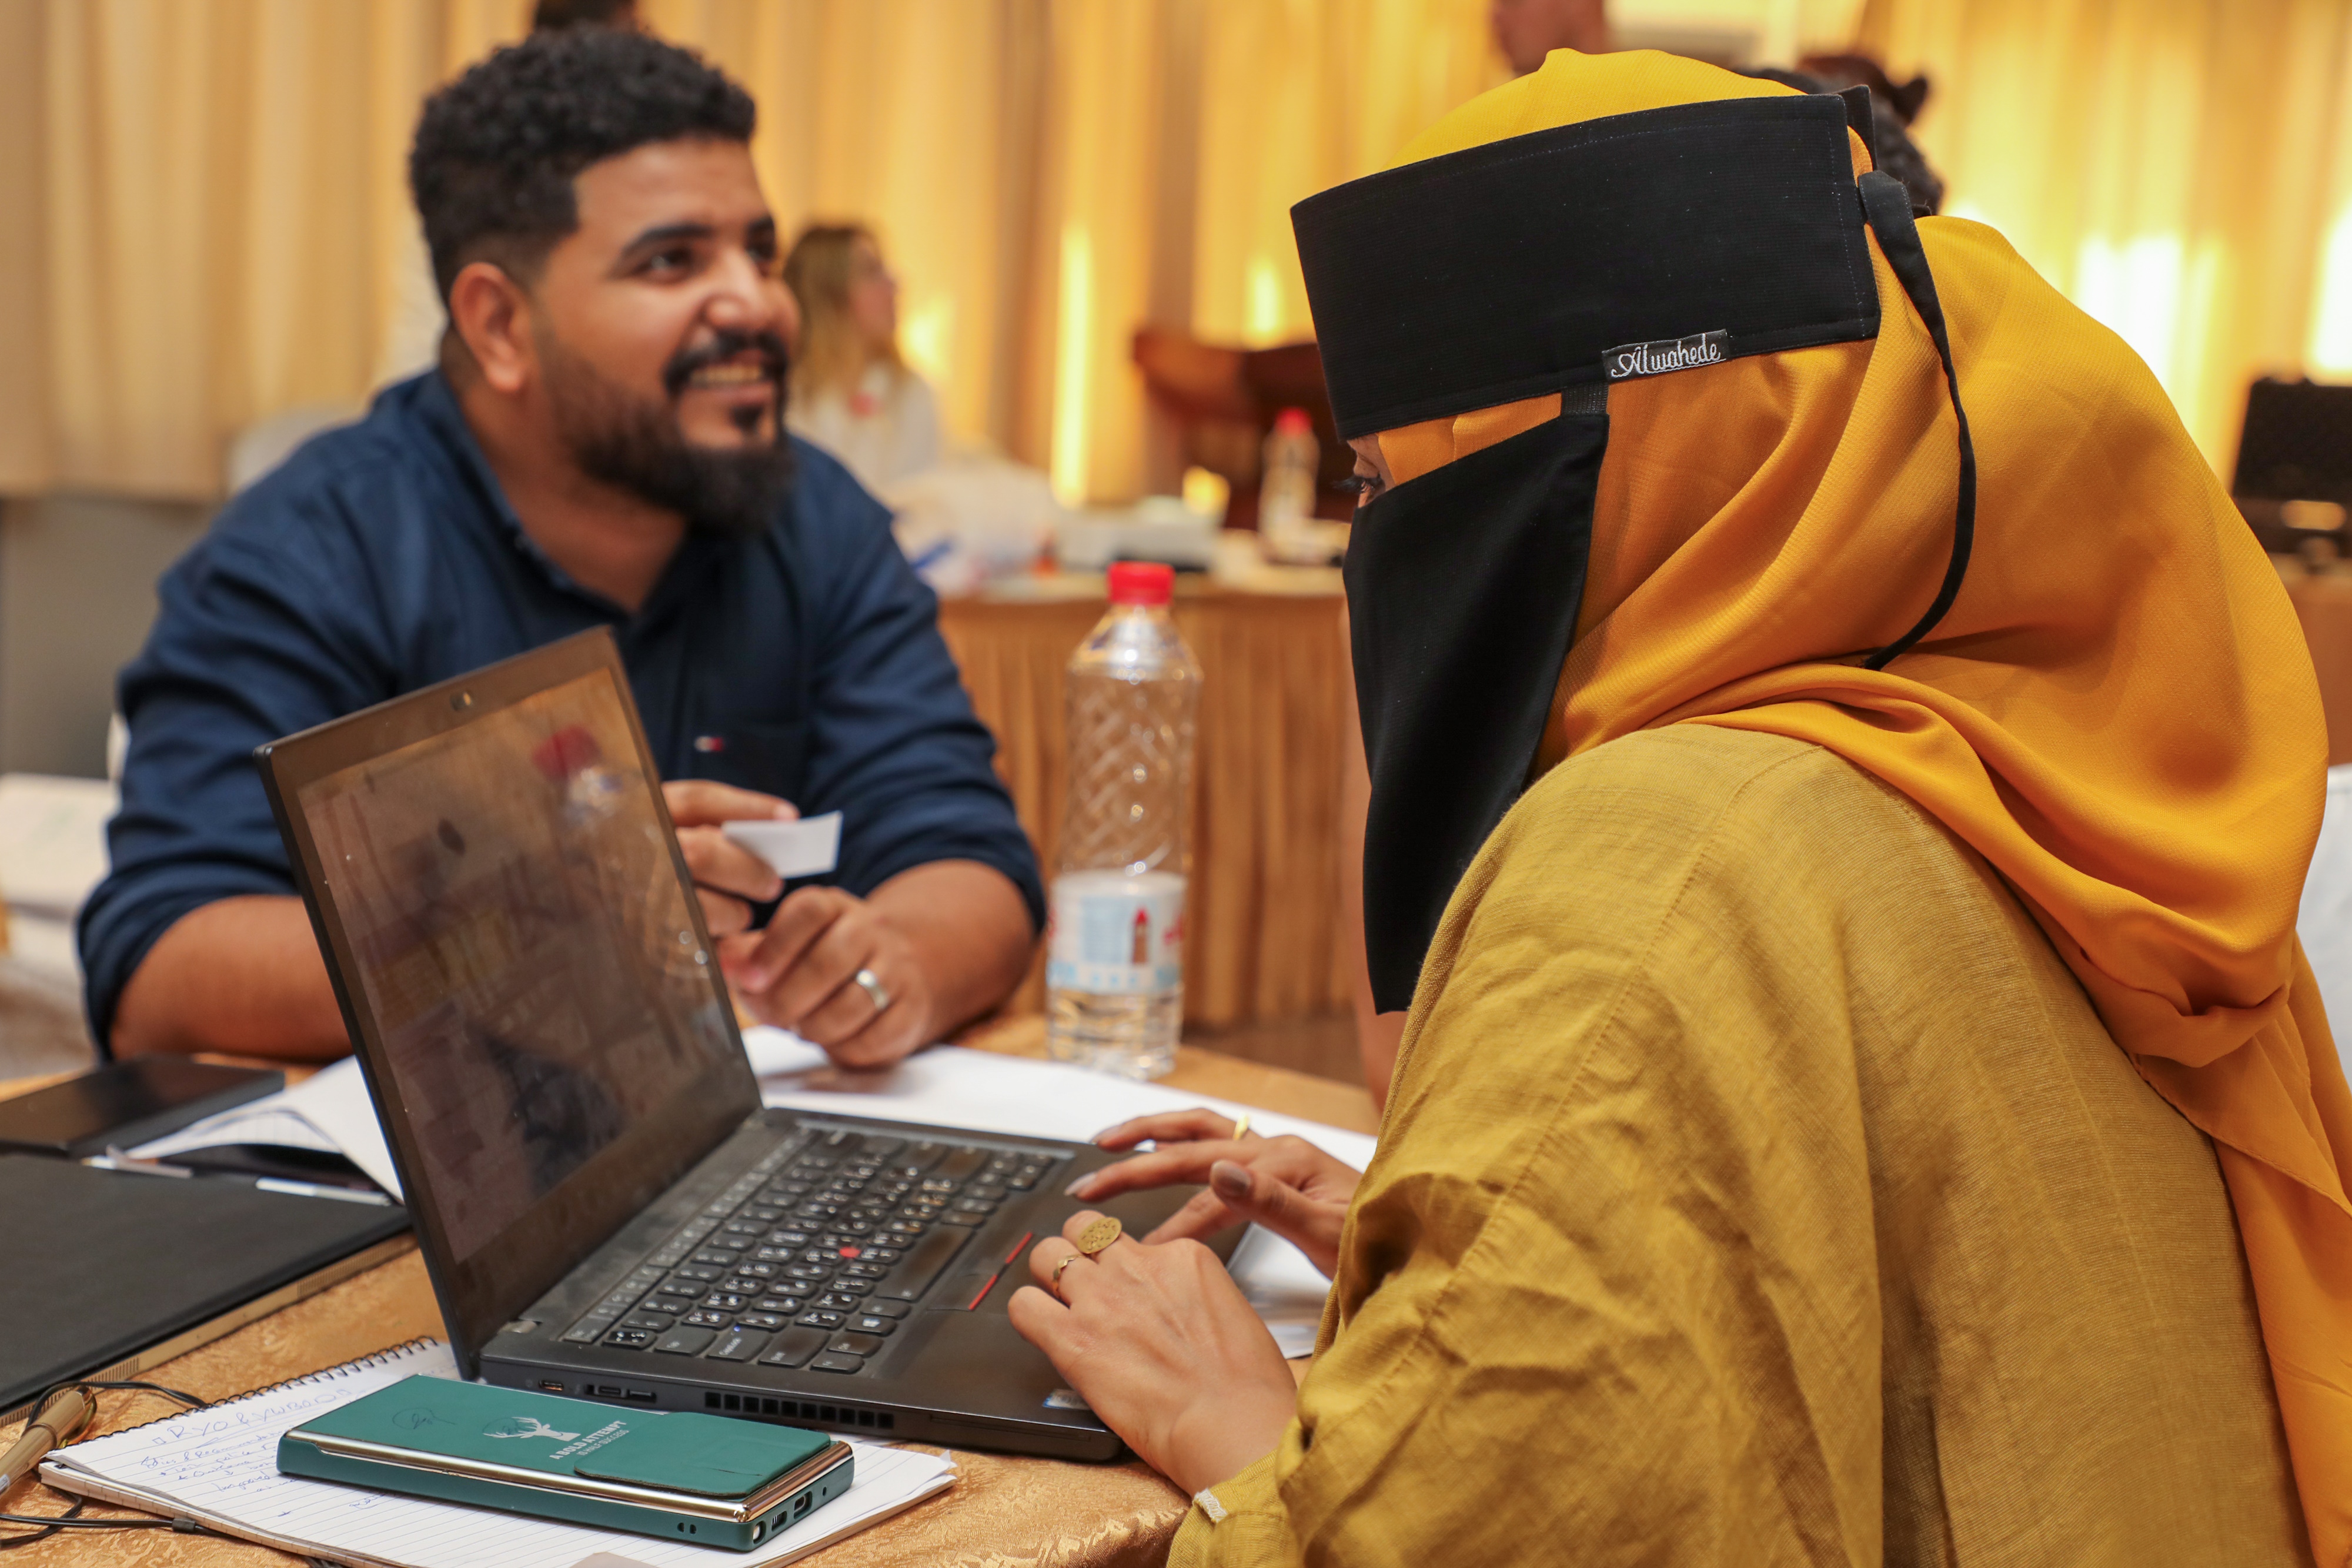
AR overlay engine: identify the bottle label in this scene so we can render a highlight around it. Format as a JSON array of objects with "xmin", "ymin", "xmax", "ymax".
[{"xmin": 1047, "ymin": 874, "xmax": 1185, "ymax": 997}]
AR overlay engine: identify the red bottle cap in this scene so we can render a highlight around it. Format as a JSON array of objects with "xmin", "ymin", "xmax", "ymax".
[
  {"xmin": 1273, "ymin": 407, "xmax": 1313, "ymax": 435},
  {"xmin": 1107, "ymin": 561, "xmax": 1174, "ymax": 606}
]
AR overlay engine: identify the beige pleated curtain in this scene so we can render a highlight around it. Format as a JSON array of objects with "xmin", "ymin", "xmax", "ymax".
[
  {"xmin": 0, "ymin": 0, "xmax": 1501, "ymax": 502},
  {"xmin": 5, "ymin": 1, "xmax": 2351, "ymax": 500},
  {"xmin": 1857, "ymin": 0, "xmax": 2352, "ymax": 467}
]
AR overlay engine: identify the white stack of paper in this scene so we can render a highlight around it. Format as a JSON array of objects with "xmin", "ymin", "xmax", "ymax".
[
  {"xmin": 0, "ymin": 773, "xmax": 117, "ymax": 981},
  {"xmin": 2299, "ymin": 764, "xmax": 2352, "ymax": 1083}
]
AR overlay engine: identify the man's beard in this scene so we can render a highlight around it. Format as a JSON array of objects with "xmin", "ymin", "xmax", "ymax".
[{"xmin": 539, "ymin": 326, "xmax": 796, "ymax": 539}]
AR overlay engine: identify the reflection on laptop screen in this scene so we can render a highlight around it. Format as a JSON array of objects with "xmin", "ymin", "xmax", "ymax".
[{"xmin": 298, "ymin": 670, "xmax": 735, "ymax": 1262}]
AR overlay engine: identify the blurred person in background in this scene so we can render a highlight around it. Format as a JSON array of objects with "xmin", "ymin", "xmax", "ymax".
[
  {"xmin": 531, "ymin": 0, "xmax": 642, "ymax": 31},
  {"xmin": 1489, "ymin": 0, "xmax": 1608, "ymax": 76},
  {"xmin": 1799, "ymin": 51, "xmax": 1931, "ymax": 125},
  {"xmin": 783, "ymin": 224, "xmax": 944, "ymax": 493},
  {"xmin": 1755, "ymin": 54, "xmax": 1945, "ymax": 216}
]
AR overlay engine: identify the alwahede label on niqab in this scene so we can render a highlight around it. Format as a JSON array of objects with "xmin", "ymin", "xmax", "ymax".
[{"xmin": 1605, "ymin": 331, "xmax": 1728, "ymax": 379}]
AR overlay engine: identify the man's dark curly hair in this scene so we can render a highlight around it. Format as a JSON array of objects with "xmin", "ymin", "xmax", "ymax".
[{"xmin": 409, "ymin": 29, "xmax": 756, "ymax": 302}]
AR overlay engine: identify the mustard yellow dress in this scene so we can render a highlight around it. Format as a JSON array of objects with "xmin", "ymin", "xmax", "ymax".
[{"xmin": 1174, "ymin": 726, "xmax": 2308, "ymax": 1565}]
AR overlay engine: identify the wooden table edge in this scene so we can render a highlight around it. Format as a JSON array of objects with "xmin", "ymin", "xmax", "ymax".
[{"xmin": 0, "ymin": 1029, "xmax": 1372, "ymax": 1563}]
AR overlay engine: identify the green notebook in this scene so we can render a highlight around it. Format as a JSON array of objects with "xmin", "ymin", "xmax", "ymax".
[{"xmin": 278, "ymin": 1376, "xmax": 851, "ymax": 1552}]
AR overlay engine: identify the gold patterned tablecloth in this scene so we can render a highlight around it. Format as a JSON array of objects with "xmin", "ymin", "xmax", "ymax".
[
  {"xmin": 938, "ymin": 583, "xmax": 1354, "ymax": 1030},
  {"xmin": 0, "ymin": 1026, "xmax": 1377, "ymax": 1566}
]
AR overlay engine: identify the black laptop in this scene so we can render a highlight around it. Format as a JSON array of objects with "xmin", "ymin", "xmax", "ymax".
[{"xmin": 256, "ymin": 627, "xmax": 1232, "ymax": 1460}]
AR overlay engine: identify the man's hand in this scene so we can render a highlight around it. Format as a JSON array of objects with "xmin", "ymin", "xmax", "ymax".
[
  {"xmin": 663, "ymin": 780, "xmax": 932, "ymax": 1066},
  {"xmin": 1008, "ymin": 1211, "xmax": 1298, "ymax": 1496},
  {"xmin": 664, "ymin": 778, "xmax": 796, "ymax": 930},
  {"xmin": 662, "ymin": 780, "xmax": 1037, "ymax": 1070},
  {"xmin": 111, "ymin": 895, "xmax": 350, "ymax": 1059},
  {"xmin": 717, "ymin": 885, "xmax": 933, "ymax": 1067},
  {"xmin": 1064, "ymin": 1111, "xmax": 1361, "ymax": 1278}
]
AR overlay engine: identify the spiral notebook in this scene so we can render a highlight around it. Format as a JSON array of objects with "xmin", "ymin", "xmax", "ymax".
[{"xmin": 38, "ymin": 1340, "xmax": 956, "ymax": 1567}]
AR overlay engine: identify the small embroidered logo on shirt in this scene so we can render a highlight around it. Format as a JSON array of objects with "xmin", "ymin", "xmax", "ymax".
[
  {"xmin": 1194, "ymin": 1489, "xmax": 1230, "ymax": 1523},
  {"xmin": 1603, "ymin": 330, "xmax": 1729, "ymax": 380}
]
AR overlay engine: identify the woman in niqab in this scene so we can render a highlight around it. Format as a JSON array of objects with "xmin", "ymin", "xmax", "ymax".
[{"xmin": 1008, "ymin": 51, "xmax": 2346, "ymax": 1566}]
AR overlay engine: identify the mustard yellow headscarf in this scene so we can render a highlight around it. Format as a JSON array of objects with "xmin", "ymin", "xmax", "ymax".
[{"xmin": 1378, "ymin": 49, "xmax": 2351, "ymax": 1557}]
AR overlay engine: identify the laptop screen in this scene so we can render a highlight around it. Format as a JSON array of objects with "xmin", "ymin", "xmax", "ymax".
[
  {"xmin": 262, "ymin": 632, "xmax": 761, "ymax": 1371},
  {"xmin": 299, "ymin": 670, "xmax": 738, "ymax": 1261}
]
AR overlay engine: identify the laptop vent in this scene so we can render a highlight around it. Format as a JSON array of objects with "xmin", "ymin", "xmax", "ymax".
[{"xmin": 706, "ymin": 1390, "xmax": 891, "ymax": 1429}]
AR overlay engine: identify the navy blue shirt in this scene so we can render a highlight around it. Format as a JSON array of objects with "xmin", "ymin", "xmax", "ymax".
[{"xmin": 81, "ymin": 372, "xmax": 1041, "ymax": 1049}]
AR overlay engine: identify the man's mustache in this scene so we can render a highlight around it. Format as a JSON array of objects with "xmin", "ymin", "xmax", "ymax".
[{"xmin": 662, "ymin": 330, "xmax": 789, "ymax": 399}]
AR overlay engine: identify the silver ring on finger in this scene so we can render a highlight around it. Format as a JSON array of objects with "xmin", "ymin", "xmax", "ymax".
[{"xmin": 853, "ymin": 967, "xmax": 892, "ymax": 1016}]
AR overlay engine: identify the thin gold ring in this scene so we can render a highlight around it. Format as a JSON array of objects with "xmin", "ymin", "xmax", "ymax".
[
  {"xmin": 1048, "ymin": 1249, "xmax": 1084, "ymax": 1301},
  {"xmin": 1230, "ymin": 1114, "xmax": 1253, "ymax": 1140}
]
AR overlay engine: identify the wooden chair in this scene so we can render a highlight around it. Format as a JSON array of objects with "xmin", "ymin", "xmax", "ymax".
[
  {"xmin": 1131, "ymin": 328, "xmax": 1359, "ymax": 530},
  {"xmin": 2233, "ymin": 377, "xmax": 2352, "ymax": 559}
]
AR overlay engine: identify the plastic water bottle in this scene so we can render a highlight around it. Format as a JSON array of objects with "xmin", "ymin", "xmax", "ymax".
[
  {"xmin": 1046, "ymin": 561, "xmax": 1201, "ymax": 1079},
  {"xmin": 1258, "ymin": 407, "xmax": 1321, "ymax": 563}
]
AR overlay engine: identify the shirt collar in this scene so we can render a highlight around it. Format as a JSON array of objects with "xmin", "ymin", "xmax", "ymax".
[{"xmin": 406, "ymin": 369, "xmax": 743, "ymax": 628}]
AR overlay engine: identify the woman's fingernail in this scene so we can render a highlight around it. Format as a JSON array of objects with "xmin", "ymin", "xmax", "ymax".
[
  {"xmin": 1210, "ymin": 1161, "xmax": 1250, "ymax": 1199},
  {"xmin": 1064, "ymin": 1174, "xmax": 1095, "ymax": 1198}
]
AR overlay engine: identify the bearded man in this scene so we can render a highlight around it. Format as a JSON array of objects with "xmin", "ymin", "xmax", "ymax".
[{"xmin": 83, "ymin": 31, "xmax": 1040, "ymax": 1068}]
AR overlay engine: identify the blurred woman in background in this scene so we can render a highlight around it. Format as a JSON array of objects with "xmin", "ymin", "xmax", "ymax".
[{"xmin": 783, "ymin": 223, "xmax": 943, "ymax": 492}]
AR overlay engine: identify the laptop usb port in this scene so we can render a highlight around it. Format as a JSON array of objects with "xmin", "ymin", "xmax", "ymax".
[
  {"xmin": 593, "ymin": 1385, "xmax": 625, "ymax": 1398},
  {"xmin": 624, "ymin": 1389, "xmax": 656, "ymax": 1402},
  {"xmin": 537, "ymin": 1381, "xmax": 566, "ymax": 1393}
]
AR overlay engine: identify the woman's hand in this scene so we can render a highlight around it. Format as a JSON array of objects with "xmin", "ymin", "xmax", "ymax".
[
  {"xmin": 1065, "ymin": 1111, "xmax": 1361, "ymax": 1278},
  {"xmin": 1007, "ymin": 1211, "xmax": 1298, "ymax": 1495}
]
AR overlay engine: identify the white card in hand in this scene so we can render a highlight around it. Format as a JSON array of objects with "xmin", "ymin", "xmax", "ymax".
[{"xmin": 721, "ymin": 811, "xmax": 842, "ymax": 878}]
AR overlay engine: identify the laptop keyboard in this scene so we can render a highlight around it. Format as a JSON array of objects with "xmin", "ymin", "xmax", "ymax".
[{"xmin": 559, "ymin": 1127, "xmax": 1067, "ymax": 1378}]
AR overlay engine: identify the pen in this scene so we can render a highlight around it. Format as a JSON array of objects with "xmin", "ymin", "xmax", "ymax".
[
  {"xmin": 253, "ymin": 1177, "xmax": 392, "ymax": 1206},
  {"xmin": 0, "ymin": 1386, "xmax": 93, "ymax": 1492},
  {"xmin": 81, "ymin": 1153, "xmax": 392, "ymax": 1206},
  {"xmin": 86, "ymin": 1149, "xmax": 192, "ymax": 1177}
]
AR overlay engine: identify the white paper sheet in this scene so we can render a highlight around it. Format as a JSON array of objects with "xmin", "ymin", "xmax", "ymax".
[
  {"xmin": 281, "ymin": 1056, "xmax": 404, "ymax": 1197},
  {"xmin": 128, "ymin": 1104, "xmax": 343, "ymax": 1162},
  {"xmin": 721, "ymin": 813, "xmax": 842, "ymax": 879},
  {"xmin": 749, "ymin": 1034, "xmax": 1373, "ymax": 1356},
  {"xmin": 0, "ymin": 773, "xmax": 115, "ymax": 920},
  {"xmin": 4, "ymin": 911, "xmax": 81, "ymax": 984},
  {"xmin": 2299, "ymin": 764, "xmax": 2352, "ymax": 1085},
  {"xmin": 130, "ymin": 1056, "xmax": 404, "ymax": 1200},
  {"xmin": 42, "ymin": 1340, "xmax": 955, "ymax": 1568}
]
